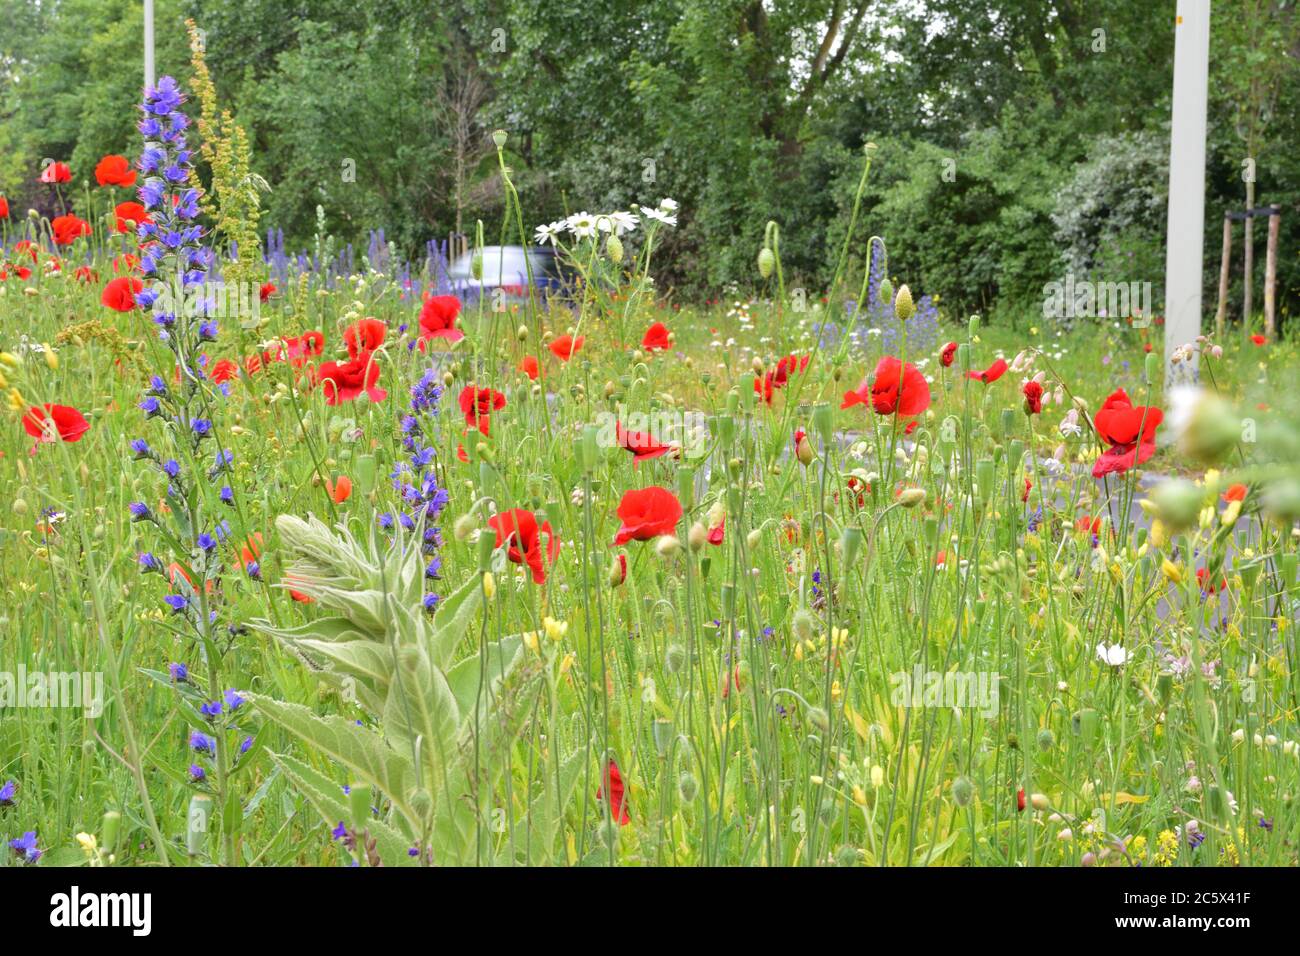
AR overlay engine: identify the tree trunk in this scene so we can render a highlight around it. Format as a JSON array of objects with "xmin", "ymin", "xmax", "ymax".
[
  {"xmin": 1243, "ymin": 177, "xmax": 1254, "ymax": 335},
  {"xmin": 1264, "ymin": 206, "xmax": 1279, "ymax": 341},
  {"xmin": 1215, "ymin": 215, "xmax": 1232, "ymax": 339}
]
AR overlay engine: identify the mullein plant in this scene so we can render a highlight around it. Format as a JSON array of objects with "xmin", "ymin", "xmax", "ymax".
[{"xmin": 127, "ymin": 76, "xmax": 256, "ymax": 865}]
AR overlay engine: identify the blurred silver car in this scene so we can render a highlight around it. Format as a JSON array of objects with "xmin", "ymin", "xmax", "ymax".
[{"xmin": 445, "ymin": 245, "xmax": 569, "ymax": 304}]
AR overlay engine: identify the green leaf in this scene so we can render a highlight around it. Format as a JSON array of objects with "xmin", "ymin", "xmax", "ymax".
[
  {"xmin": 429, "ymin": 573, "xmax": 484, "ymax": 668},
  {"xmin": 247, "ymin": 693, "xmax": 419, "ymax": 829},
  {"xmin": 445, "ymin": 634, "xmax": 524, "ymax": 728},
  {"xmin": 267, "ymin": 751, "xmax": 416, "ymax": 866}
]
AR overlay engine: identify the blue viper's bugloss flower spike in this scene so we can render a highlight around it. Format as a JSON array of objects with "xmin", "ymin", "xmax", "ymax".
[
  {"xmin": 128, "ymin": 501, "xmax": 151, "ymax": 522},
  {"xmin": 224, "ymin": 689, "xmax": 245, "ymax": 711},
  {"xmin": 189, "ymin": 730, "xmax": 215, "ymax": 754},
  {"xmin": 8, "ymin": 831, "xmax": 41, "ymax": 864},
  {"xmin": 130, "ymin": 438, "xmax": 151, "ymax": 458},
  {"xmin": 0, "ymin": 779, "xmax": 15, "ymax": 806},
  {"xmin": 189, "ymin": 764, "xmax": 206, "ymax": 783},
  {"xmin": 138, "ymin": 552, "xmax": 162, "ymax": 572},
  {"xmin": 199, "ymin": 700, "xmax": 222, "ymax": 719},
  {"xmin": 163, "ymin": 594, "xmax": 188, "ymax": 614},
  {"xmin": 168, "ymin": 662, "xmax": 188, "ymax": 682}
]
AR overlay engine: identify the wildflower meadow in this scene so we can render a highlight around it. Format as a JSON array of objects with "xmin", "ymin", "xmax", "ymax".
[{"xmin": 0, "ymin": 4, "xmax": 1298, "ymax": 902}]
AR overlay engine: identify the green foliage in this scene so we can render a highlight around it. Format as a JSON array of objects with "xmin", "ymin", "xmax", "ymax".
[{"xmin": 247, "ymin": 514, "xmax": 538, "ymax": 866}]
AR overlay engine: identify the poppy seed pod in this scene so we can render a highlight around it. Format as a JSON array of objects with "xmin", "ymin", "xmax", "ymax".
[
  {"xmin": 893, "ymin": 284, "xmax": 915, "ymax": 322},
  {"xmin": 491, "ymin": 129, "xmax": 507, "ymax": 149},
  {"xmin": 757, "ymin": 246, "xmax": 774, "ymax": 279}
]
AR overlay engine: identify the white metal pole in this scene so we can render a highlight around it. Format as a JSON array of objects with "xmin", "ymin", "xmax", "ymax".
[
  {"xmin": 144, "ymin": 0, "xmax": 155, "ymax": 89},
  {"xmin": 1163, "ymin": 1, "xmax": 1212, "ymax": 379}
]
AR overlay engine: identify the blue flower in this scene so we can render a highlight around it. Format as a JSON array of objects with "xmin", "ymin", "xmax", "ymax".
[
  {"xmin": 0, "ymin": 780, "xmax": 15, "ymax": 806},
  {"xmin": 128, "ymin": 501, "xmax": 152, "ymax": 522},
  {"xmin": 219, "ymin": 486, "xmax": 234, "ymax": 505},
  {"xmin": 138, "ymin": 552, "xmax": 162, "ymax": 573},
  {"xmin": 138, "ymin": 396, "xmax": 161, "ymax": 417},
  {"xmin": 189, "ymin": 764, "xmax": 206, "ymax": 783},
  {"xmin": 163, "ymin": 594, "xmax": 188, "ymax": 614},
  {"xmin": 163, "ymin": 459, "xmax": 181, "ymax": 479},
  {"xmin": 130, "ymin": 438, "xmax": 151, "ymax": 458},
  {"xmin": 8, "ymin": 831, "xmax": 40, "ymax": 864},
  {"xmin": 168, "ymin": 662, "xmax": 188, "ymax": 682},
  {"xmin": 224, "ymin": 689, "xmax": 245, "ymax": 711},
  {"xmin": 199, "ymin": 700, "xmax": 223, "ymax": 720},
  {"xmin": 189, "ymin": 730, "xmax": 216, "ymax": 754},
  {"xmin": 191, "ymin": 418, "xmax": 212, "ymax": 439}
]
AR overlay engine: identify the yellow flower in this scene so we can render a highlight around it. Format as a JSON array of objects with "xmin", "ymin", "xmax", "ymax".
[
  {"xmin": 481, "ymin": 571, "xmax": 496, "ymax": 599},
  {"xmin": 870, "ymin": 765, "xmax": 884, "ymax": 788},
  {"xmin": 1149, "ymin": 519, "xmax": 1168, "ymax": 550},
  {"xmin": 1161, "ymin": 558, "xmax": 1183, "ymax": 585},
  {"xmin": 522, "ymin": 631, "xmax": 540, "ymax": 653},
  {"xmin": 1221, "ymin": 500, "xmax": 1242, "ymax": 526},
  {"xmin": 543, "ymin": 616, "xmax": 568, "ymax": 642},
  {"xmin": 75, "ymin": 832, "xmax": 97, "ymax": 852}
]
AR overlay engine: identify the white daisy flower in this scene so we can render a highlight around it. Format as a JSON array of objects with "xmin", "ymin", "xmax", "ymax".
[
  {"xmin": 566, "ymin": 212, "xmax": 598, "ymax": 239},
  {"xmin": 641, "ymin": 207, "xmax": 677, "ymax": 227},
  {"xmin": 608, "ymin": 210, "xmax": 639, "ymax": 235},
  {"xmin": 1096, "ymin": 643, "xmax": 1130, "ymax": 667},
  {"xmin": 534, "ymin": 221, "xmax": 562, "ymax": 245}
]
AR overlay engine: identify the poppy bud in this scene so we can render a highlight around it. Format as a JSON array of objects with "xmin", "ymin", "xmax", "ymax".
[
  {"xmin": 840, "ymin": 526, "xmax": 862, "ymax": 567},
  {"xmin": 101, "ymin": 809, "xmax": 121, "ymax": 856},
  {"xmin": 968, "ymin": 314, "xmax": 980, "ymax": 337},
  {"xmin": 1030, "ymin": 792, "xmax": 1049, "ymax": 811},
  {"xmin": 807, "ymin": 707, "xmax": 830, "ymax": 733},
  {"xmin": 757, "ymin": 246, "xmax": 774, "ymax": 279},
  {"xmin": 792, "ymin": 607, "xmax": 814, "ymax": 641},
  {"xmin": 12, "ymin": 498, "xmax": 27, "ymax": 516},
  {"xmin": 688, "ymin": 522, "xmax": 708, "ymax": 552},
  {"xmin": 678, "ymin": 771, "xmax": 699, "ymax": 803},
  {"xmin": 665, "ymin": 642, "xmax": 685, "ymax": 673},
  {"xmin": 795, "ymin": 432, "xmax": 814, "ymax": 465},
  {"xmin": 471, "ymin": 253, "xmax": 483, "ymax": 279},
  {"xmin": 656, "ymin": 535, "xmax": 682, "ymax": 557},
  {"xmin": 893, "ymin": 284, "xmax": 915, "ymax": 322},
  {"xmin": 609, "ymin": 552, "xmax": 628, "ymax": 587},
  {"xmin": 1037, "ymin": 729, "xmax": 1055, "ymax": 752},
  {"xmin": 898, "ymin": 487, "xmax": 926, "ymax": 508},
  {"xmin": 606, "ymin": 234, "xmax": 624, "ymax": 264},
  {"xmin": 746, "ymin": 528, "xmax": 761, "ymax": 549},
  {"xmin": 453, "ymin": 513, "xmax": 477, "ymax": 542},
  {"xmin": 1144, "ymin": 349, "xmax": 1161, "ymax": 384},
  {"xmin": 43, "ymin": 344, "xmax": 57, "ymax": 371},
  {"xmin": 1151, "ymin": 478, "xmax": 1202, "ymax": 531},
  {"xmin": 952, "ymin": 776, "xmax": 974, "ymax": 807},
  {"xmin": 879, "ymin": 277, "xmax": 893, "ymax": 306}
]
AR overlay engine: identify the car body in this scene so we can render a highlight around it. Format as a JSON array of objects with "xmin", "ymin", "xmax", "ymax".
[{"xmin": 444, "ymin": 245, "xmax": 570, "ymax": 304}]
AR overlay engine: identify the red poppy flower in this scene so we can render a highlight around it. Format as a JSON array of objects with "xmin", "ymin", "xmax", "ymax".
[
  {"xmin": 1017, "ymin": 788, "xmax": 1026, "ymax": 812},
  {"xmin": 13, "ymin": 241, "xmax": 38, "ymax": 262},
  {"xmin": 940, "ymin": 341, "xmax": 958, "ymax": 367},
  {"xmin": 101, "ymin": 275, "xmax": 143, "ymax": 312},
  {"xmin": 0, "ymin": 265, "xmax": 32, "ymax": 281},
  {"xmin": 281, "ymin": 331, "xmax": 325, "ymax": 367},
  {"xmin": 518, "ymin": 355, "xmax": 541, "ymax": 380},
  {"xmin": 51, "ymin": 214, "xmax": 91, "ymax": 246},
  {"xmin": 707, "ymin": 518, "xmax": 725, "ymax": 546},
  {"xmin": 113, "ymin": 253, "xmax": 140, "ymax": 274},
  {"xmin": 240, "ymin": 532, "xmax": 264, "ymax": 569},
  {"xmin": 1075, "ymin": 515, "xmax": 1102, "ymax": 535},
  {"xmin": 343, "ymin": 318, "xmax": 386, "ymax": 359},
  {"xmin": 1223, "ymin": 483, "xmax": 1247, "ymax": 502},
  {"xmin": 210, "ymin": 358, "xmax": 238, "ymax": 384},
  {"xmin": 1250, "ymin": 334, "xmax": 1266, "ymax": 346},
  {"xmin": 613, "ymin": 486, "xmax": 682, "ymax": 544},
  {"xmin": 967, "ymin": 358, "xmax": 1008, "ymax": 383},
  {"xmin": 1022, "ymin": 380, "xmax": 1043, "ymax": 415},
  {"xmin": 842, "ymin": 356, "xmax": 930, "ymax": 417},
  {"xmin": 549, "ymin": 335, "xmax": 584, "ymax": 361},
  {"xmin": 458, "ymin": 386, "xmax": 506, "ymax": 434},
  {"xmin": 113, "ymin": 201, "xmax": 151, "ymax": 233},
  {"xmin": 22, "ymin": 403, "xmax": 89, "ymax": 443},
  {"xmin": 0, "ymin": 196, "xmax": 9, "ymax": 219},
  {"xmin": 754, "ymin": 373, "xmax": 775, "ymax": 405},
  {"xmin": 1092, "ymin": 388, "xmax": 1162, "ymax": 477},
  {"xmin": 73, "ymin": 265, "xmax": 98, "ymax": 284},
  {"xmin": 1021, "ymin": 478, "xmax": 1032, "ymax": 503},
  {"xmin": 326, "ymin": 475, "xmax": 353, "ymax": 504},
  {"xmin": 259, "ymin": 283, "xmax": 277, "ymax": 302},
  {"xmin": 40, "ymin": 162, "xmax": 72, "ymax": 184},
  {"xmin": 487, "ymin": 508, "xmax": 560, "ymax": 584},
  {"xmin": 1196, "ymin": 567, "xmax": 1227, "ymax": 594},
  {"xmin": 314, "ymin": 352, "xmax": 387, "ymax": 405},
  {"xmin": 418, "ymin": 295, "xmax": 464, "ymax": 345},
  {"xmin": 720, "ymin": 664, "xmax": 742, "ymax": 699},
  {"xmin": 642, "ymin": 321, "xmax": 671, "ymax": 351},
  {"xmin": 610, "ymin": 552, "xmax": 628, "ymax": 587},
  {"xmin": 598, "ymin": 759, "xmax": 630, "ymax": 825},
  {"xmin": 616, "ymin": 422, "xmax": 677, "ymax": 466},
  {"xmin": 94, "ymin": 155, "xmax": 136, "ymax": 188},
  {"xmin": 772, "ymin": 353, "xmax": 810, "ymax": 387}
]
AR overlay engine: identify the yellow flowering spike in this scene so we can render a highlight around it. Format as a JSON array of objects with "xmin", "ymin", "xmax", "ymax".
[
  {"xmin": 1221, "ymin": 500, "xmax": 1242, "ymax": 526},
  {"xmin": 481, "ymin": 571, "xmax": 496, "ymax": 599},
  {"xmin": 1149, "ymin": 519, "xmax": 1168, "ymax": 550}
]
